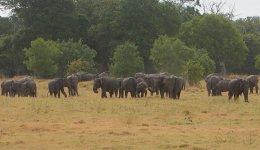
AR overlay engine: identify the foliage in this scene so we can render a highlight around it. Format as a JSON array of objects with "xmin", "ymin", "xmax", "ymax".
[
  {"xmin": 24, "ymin": 38, "xmax": 60, "ymax": 78},
  {"xmin": 179, "ymin": 14, "xmax": 248, "ymax": 72},
  {"xmin": 110, "ymin": 42, "xmax": 144, "ymax": 77},
  {"xmin": 0, "ymin": 17, "xmax": 13, "ymax": 35},
  {"xmin": 57, "ymin": 39, "xmax": 97, "ymax": 76},
  {"xmin": 192, "ymin": 49, "xmax": 215, "ymax": 76},
  {"xmin": 235, "ymin": 17, "xmax": 260, "ymax": 73},
  {"xmin": 182, "ymin": 60, "xmax": 204, "ymax": 86},
  {"xmin": 65, "ymin": 59, "xmax": 96, "ymax": 76},
  {"xmin": 150, "ymin": 35, "xmax": 194, "ymax": 75},
  {"xmin": 255, "ymin": 55, "xmax": 260, "ymax": 71}
]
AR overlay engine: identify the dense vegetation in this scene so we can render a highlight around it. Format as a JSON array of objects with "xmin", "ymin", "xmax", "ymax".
[{"xmin": 0, "ymin": 0, "xmax": 259, "ymax": 79}]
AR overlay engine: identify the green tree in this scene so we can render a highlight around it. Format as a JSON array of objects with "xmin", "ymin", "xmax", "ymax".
[
  {"xmin": 150, "ymin": 35, "xmax": 194, "ymax": 74},
  {"xmin": 255, "ymin": 55, "xmax": 260, "ymax": 71},
  {"xmin": 235, "ymin": 17, "xmax": 260, "ymax": 73},
  {"xmin": 65, "ymin": 59, "xmax": 96, "ymax": 76},
  {"xmin": 24, "ymin": 38, "xmax": 60, "ymax": 78},
  {"xmin": 182, "ymin": 60, "xmax": 204, "ymax": 86},
  {"xmin": 192, "ymin": 49, "xmax": 215, "ymax": 76},
  {"xmin": 57, "ymin": 39, "xmax": 97, "ymax": 76},
  {"xmin": 0, "ymin": 0, "xmax": 79, "ymax": 40},
  {"xmin": 179, "ymin": 14, "xmax": 248, "ymax": 75},
  {"xmin": 0, "ymin": 17, "xmax": 13, "ymax": 35},
  {"xmin": 110, "ymin": 42, "xmax": 144, "ymax": 77},
  {"xmin": 119, "ymin": 0, "xmax": 182, "ymax": 72}
]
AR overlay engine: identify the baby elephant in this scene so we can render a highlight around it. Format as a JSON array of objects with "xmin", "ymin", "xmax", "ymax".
[{"xmin": 136, "ymin": 81, "xmax": 148, "ymax": 97}]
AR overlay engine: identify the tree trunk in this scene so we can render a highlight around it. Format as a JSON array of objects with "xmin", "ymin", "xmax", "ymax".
[{"xmin": 219, "ymin": 61, "xmax": 226, "ymax": 76}]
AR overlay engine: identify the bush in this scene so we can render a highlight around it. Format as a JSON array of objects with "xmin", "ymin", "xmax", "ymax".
[
  {"xmin": 65, "ymin": 59, "xmax": 96, "ymax": 76},
  {"xmin": 110, "ymin": 42, "xmax": 144, "ymax": 77},
  {"xmin": 182, "ymin": 60, "xmax": 204, "ymax": 86},
  {"xmin": 24, "ymin": 38, "xmax": 60, "ymax": 78},
  {"xmin": 150, "ymin": 35, "xmax": 193, "ymax": 74},
  {"xmin": 57, "ymin": 39, "xmax": 97, "ymax": 76},
  {"xmin": 255, "ymin": 55, "xmax": 260, "ymax": 71}
]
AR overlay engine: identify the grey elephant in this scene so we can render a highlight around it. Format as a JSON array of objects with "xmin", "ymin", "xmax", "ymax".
[
  {"xmin": 1, "ymin": 80, "xmax": 14, "ymax": 96},
  {"xmin": 143, "ymin": 74, "xmax": 166, "ymax": 96},
  {"xmin": 73, "ymin": 72, "xmax": 98, "ymax": 82},
  {"xmin": 67, "ymin": 74, "xmax": 79, "ymax": 96},
  {"xmin": 205, "ymin": 73, "xmax": 222, "ymax": 83},
  {"xmin": 20, "ymin": 80, "xmax": 37, "ymax": 97},
  {"xmin": 135, "ymin": 72, "xmax": 146, "ymax": 78},
  {"xmin": 228, "ymin": 78, "xmax": 249, "ymax": 102},
  {"xmin": 246, "ymin": 75, "xmax": 258, "ymax": 94},
  {"xmin": 136, "ymin": 81, "xmax": 148, "ymax": 97},
  {"xmin": 121, "ymin": 77, "xmax": 137, "ymax": 98},
  {"xmin": 48, "ymin": 78, "xmax": 69, "ymax": 98},
  {"xmin": 215, "ymin": 80, "xmax": 230, "ymax": 95},
  {"xmin": 206, "ymin": 75, "xmax": 223, "ymax": 96},
  {"xmin": 93, "ymin": 77, "xmax": 121, "ymax": 98},
  {"xmin": 98, "ymin": 71, "xmax": 109, "ymax": 78},
  {"xmin": 10, "ymin": 77, "xmax": 35, "ymax": 97},
  {"xmin": 160, "ymin": 75, "xmax": 177, "ymax": 99},
  {"xmin": 175, "ymin": 77, "xmax": 185, "ymax": 99}
]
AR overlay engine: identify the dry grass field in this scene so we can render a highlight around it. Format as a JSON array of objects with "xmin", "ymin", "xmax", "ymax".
[{"xmin": 0, "ymin": 78, "xmax": 260, "ymax": 150}]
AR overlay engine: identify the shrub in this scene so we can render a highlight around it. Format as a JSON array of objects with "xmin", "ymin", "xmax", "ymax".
[{"xmin": 110, "ymin": 42, "xmax": 144, "ymax": 77}]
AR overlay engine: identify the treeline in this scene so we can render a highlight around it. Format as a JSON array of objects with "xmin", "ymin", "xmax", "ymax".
[{"xmin": 0, "ymin": 0, "xmax": 260, "ymax": 80}]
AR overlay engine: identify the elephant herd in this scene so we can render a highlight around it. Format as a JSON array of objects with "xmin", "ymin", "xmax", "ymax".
[
  {"xmin": 1, "ymin": 72, "xmax": 258, "ymax": 103},
  {"xmin": 205, "ymin": 73, "xmax": 258, "ymax": 102},
  {"xmin": 1, "ymin": 76, "xmax": 37, "ymax": 97},
  {"xmin": 92, "ymin": 72, "xmax": 185, "ymax": 99}
]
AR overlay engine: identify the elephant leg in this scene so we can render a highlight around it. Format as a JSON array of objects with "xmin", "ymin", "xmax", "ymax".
[
  {"xmin": 256, "ymin": 85, "xmax": 258, "ymax": 94},
  {"xmin": 125, "ymin": 91, "xmax": 128, "ymax": 98},
  {"xmin": 228, "ymin": 92, "xmax": 233, "ymax": 100},
  {"xmin": 109, "ymin": 91, "xmax": 113, "ymax": 98},
  {"xmin": 140, "ymin": 92, "xmax": 144, "ymax": 97},
  {"xmin": 58, "ymin": 90, "xmax": 61, "ymax": 98},
  {"xmin": 250, "ymin": 87, "xmax": 253, "ymax": 93},
  {"xmin": 101, "ymin": 90, "xmax": 107, "ymax": 98},
  {"xmin": 115, "ymin": 90, "xmax": 118, "ymax": 98},
  {"xmin": 177, "ymin": 92, "xmax": 181, "ymax": 99},
  {"xmin": 61, "ymin": 88, "xmax": 67, "ymax": 98}
]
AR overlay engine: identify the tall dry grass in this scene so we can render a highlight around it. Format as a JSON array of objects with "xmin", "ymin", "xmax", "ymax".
[{"xmin": 0, "ymin": 79, "xmax": 260, "ymax": 150}]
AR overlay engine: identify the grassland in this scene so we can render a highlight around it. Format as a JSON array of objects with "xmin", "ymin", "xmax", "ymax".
[{"xmin": 0, "ymin": 79, "xmax": 260, "ymax": 150}]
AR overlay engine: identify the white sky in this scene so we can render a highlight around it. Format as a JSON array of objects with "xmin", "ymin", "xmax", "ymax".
[
  {"xmin": 0, "ymin": 0, "xmax": 260, "ymax": 18},
  {"xmin": 200, "ymin": 0, "xmax": 260, "ymax": 19}
]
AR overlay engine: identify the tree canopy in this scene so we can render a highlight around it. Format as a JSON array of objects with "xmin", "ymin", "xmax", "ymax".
[{"xmin": 0, "ymin": 0, "xmax": 259, "ymax": 78}]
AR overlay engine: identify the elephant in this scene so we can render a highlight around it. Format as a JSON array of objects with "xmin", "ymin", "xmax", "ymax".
[
  {"xmin": 98, "ymin": 71, "xmax": 109, "ymax": 78},
  {"xmin": 121, "ymin": 77, "xmax": 137, "ymax": 98},
  {"xmin": 215, "ymin": 80, "xmax": 230, "ymax": 95},
  {"xmin": 246, "ymin": 75, "xmax": 258, "ymax": 94},
  {"xmin": 206, "ymin": 75, "xmax": 223, "ymax": 96},
  {"xmin": 136, "ymin": 81, "xmax": 148, "ymax": 97},
  {"xmin": 10, "ymin": 77, "xmax": 35, "ymax": 97},
  {"xmin": 67, "ymin": 74, "xmax": 79, "ymax": 96},
  {"xmin": 160, "ymin": 75, "xmax": 184, "ymax": 99},
  {"xmin": 205, "ymin": 73, "xmax": 222, "ymax": 83},
  {"xmin": 175, "ymin": 77, "xmax": 186, "ymax": 99},
  {"xmin": 135, "ymin": 72, "xmax": 146, "ymax": 78},
  {"xmin": 143, "ymin": 74, "xmax": 166, "ymax": 96},
  {"xmin": 160, "ymin": 75, "xmax": 177, "ymax": 99},
  {"xmin": 93, "ymin": 77, "xmax": 121, "ymax": 98},
  {"xmin": 48, "ymin": 78, "xmax": 69, "ymax": 98},
  {"xmin": 73, "ymin": 72, "xmax": 98, "ymax": 82},
  {"xmin": 228, "ymin": 78, "xmax": 249, "ymax": 102},
  {"xmin": 21, "ymin": 80, "xmax": 37, "ymax": 97},
  {"xmin": 1, "ymin": 80, "xmax": 14, "ymax": 96}
]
